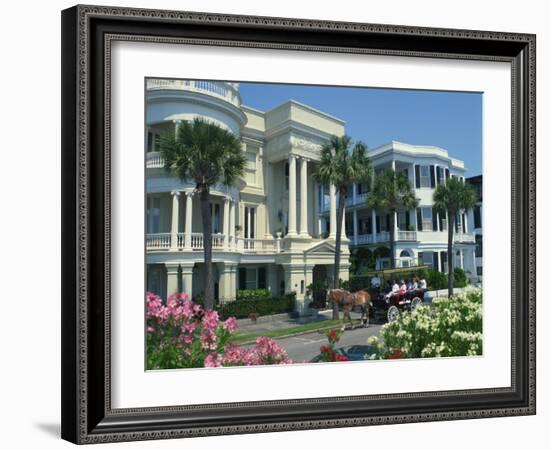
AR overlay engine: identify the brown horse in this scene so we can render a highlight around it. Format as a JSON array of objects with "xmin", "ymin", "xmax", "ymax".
[{"xmin": 326, "ymin": 289, "xmax": 372, "ymax": 329}]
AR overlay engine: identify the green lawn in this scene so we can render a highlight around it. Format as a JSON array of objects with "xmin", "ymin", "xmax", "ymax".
[{"xmin": 232, "ymin": 319, "xmax": 344, "ymax": 344}]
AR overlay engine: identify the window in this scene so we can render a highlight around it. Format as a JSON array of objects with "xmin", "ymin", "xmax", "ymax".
[
  {"xmin": 475, "ymin": 234, "xmax": 483, "ymax": 257},
  {"xmin": 245, "ymin": 148, "xmax": 258, "ymax": 185},
  {"xmin": 421, "ymin": 207, "xmax": 433, "ymax": 231},
  {"xmin": 420, "ymin": 166, "xmax": 431, "ymax": 188},
  {"xmin": 147, "ymin": 197, "xmax": 161, "ymax": 233},
  {"xmin": 244, "ymin": 206, "xmax": 256, "ymax": 239},
  {"xmin": 474, "ymin": 205, "xmax": 482, "ymax": 229},
  {"xmin": 398, "ymin": 211, "xmax": 408, "ymax": 230},
  {"xmin": 146, "ymin": 130, "xmax": 160, "ymax": 152},
  {"xmin": 210, "ymin": 203, "xmax": 221, "ymax": 233},
  {"xmin": 477, "ymin": 266, "xmax": 483, "ymax": 276},
  {"xmin": 422, "ymin": 251, "xmax": 434, "ymax": 267}
]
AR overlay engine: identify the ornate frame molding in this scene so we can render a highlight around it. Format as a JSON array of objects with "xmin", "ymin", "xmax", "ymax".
[{"xmin": 61, "ymin": 5, "xmax": 535, "ymax": 444}]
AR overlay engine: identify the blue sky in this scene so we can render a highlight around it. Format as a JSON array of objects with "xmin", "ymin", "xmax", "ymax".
[{"xmin": 239, "ymin": 82, "xmax": 482, "ymax": 177}]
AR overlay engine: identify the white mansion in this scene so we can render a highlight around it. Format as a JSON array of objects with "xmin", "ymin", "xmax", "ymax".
[{"xmin": 145, "ymin": 79, "xmax": 478, "ymax": 311}]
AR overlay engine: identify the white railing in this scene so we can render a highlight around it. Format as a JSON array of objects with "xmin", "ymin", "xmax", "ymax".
[
  {"xmin": 397, "ymin": 231, "xmax": 417, "ymax": 241},
  {"xmin": 238, "ymin": 238, "xmax": 279, "ymax": 253},
  {"xmin": 146, "ymin": 233, "xmax": 281, "ymax": 253},
  {"xmin": 345, "ymin": 192, "xmax": 369, "ymax": 207},
  {"xmin": 355, "ymin": 234, "xmax": 373, "ymax": 245},
  {"xmin": 146, "ymin": 233, "xmax": 171, "ymax": 250},
  {"xmin": 377, "ymin": 231, "xmax": 390, "ymax": 242},
  {"xmin": 146, "ymin": 151, "xmax": 164, "ymax": 168},
  {"xmin": 422, "ymin": 220, "xmax": 433, "ymax": 231},
  {"xmin": 454, "ymin": 232, "xmax": 475, "ymax": 243},
  {"xmin": 146, "ymin": 79, "xmax": 241, "ymax": 107}
]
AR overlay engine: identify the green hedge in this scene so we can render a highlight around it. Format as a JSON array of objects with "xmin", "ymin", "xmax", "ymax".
[
  {"xmin": 218, "ymin": 293, "xmax": 296, "ymax": 319},
  {"xmin": 236, "ymin": 288, "xmax": 271, "ymax": 301}
]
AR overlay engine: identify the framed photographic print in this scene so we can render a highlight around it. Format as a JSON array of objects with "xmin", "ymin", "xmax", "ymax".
[{"xmin": 61, "ymin": 5, "xmax": 536, "ymax": 444}]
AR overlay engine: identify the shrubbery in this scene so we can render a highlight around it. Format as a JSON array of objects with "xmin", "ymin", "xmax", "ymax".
[
  {"xmin": 367, "ymin": 289, "xmax": 483, "ymax": 359},
  {"xmin": 236, "ymin": 288, "xmax": 271, "ymax": 301},
  {"xmin": 146, "ymin": 292, "xmax": 292, "ymax": 369},
  {"xmin": 453, "ymin": 267, "xmax": 468, "ymax": 288},
  {"xmin": 217, "ymin": 293, "xmax": 296, "ymax": 319}
]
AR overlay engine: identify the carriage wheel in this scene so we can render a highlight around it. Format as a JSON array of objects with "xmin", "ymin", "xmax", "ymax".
[
  {"xmin": 411, "ymin": 297, "xmax": 422, "ymax": 312},
  {"xmin": 387, "ymin": 305, "xmax": 400, "ymax": 322}
]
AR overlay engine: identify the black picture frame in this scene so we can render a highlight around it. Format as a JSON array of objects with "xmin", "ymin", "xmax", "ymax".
[{"xmin": 61, "ymin": 4, "xmax": 536, "ymax": 444}]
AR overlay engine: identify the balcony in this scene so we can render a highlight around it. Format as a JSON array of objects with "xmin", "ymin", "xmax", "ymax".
[
  {"xmin": 146, "ymin": 233, "xmax": 282, "ymax": 254},
  {"xmin": 454, "ymin": 232, "xmax": 476, "ymax": 243},
  {"xmin": 147, "ymin": 151, "xmax": 164, "ymax": 169},
  {"xmin": 146, "ymin": 79, "xmax": 241, "ymax": 107}
]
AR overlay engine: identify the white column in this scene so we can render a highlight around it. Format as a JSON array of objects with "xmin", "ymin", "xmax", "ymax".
[
  {"xmin": 371, "ymin": 209, "xmax": 377, "ymax": 243},
  {"xmin": 170, "ymin": 191, "xmax": 180, "ymax": 250},
  {"xmin": 166, "ymin": 263, "xmax": 179, "ymax": 296},
  {"xmin": 329, "ymin": 184, "xmax": 337, "ymax": 239},
  {"xmin": 287, "ymin": 154, "xmax": 297, "ymax": 237},
  {"xmin": 320, "ymin": 183, "xmax": 325, "ymax": 212},
  {"xmin": 229, "ymin": 200, "xmax": 236, "ymax": 249},
  {"xmin": 223, "ymin": 197, "xmax": 230, "ymax": 249},
  {"xmin": 353, "ymin": 210, "xmax": 358, "ymax": 245},
  {"xmin": 352, "ymin": 183, "xmax": 357, "ymax": 204},
  {"xmin": 180, "ymin": 263, "xmax": 194, "ymax": 297},
  {"xmin": 299, "ymin": 158, "xmax": 310, "ymax": 237},
  {"xmin": 184, "ymin": 191, "xmax": 193, "ymax": 249},
  {"xmin": 391, "ymin": 160, "xmax": 396, "ymax": 171},
  {"xmin": 173, "ymin": 119, "xmax": 181, "ymax": 138},
  {"xmin": 434, "ymin": 164, "xmax": 438, "ymax": 186},
  {"xmin": 463, "ymin": 211, "xmax": 469, "ymax": 233}
]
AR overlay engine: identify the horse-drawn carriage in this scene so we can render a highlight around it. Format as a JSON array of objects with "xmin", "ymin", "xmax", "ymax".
[{"xmin": 371, "ymin": 287, "xmax": 425, "ymax": 322}]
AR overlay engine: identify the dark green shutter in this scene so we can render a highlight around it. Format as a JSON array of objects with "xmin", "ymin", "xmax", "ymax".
[
  {"xmin": 238, "ymin": 268, "xmax": 246, "ymax": 290},
  {"xmin": 258, "ymin": 267, "xmax": 266, "ymax": 289},
  {"xmin": 386, "ymin": 214, "xmax": 390, "ymax": 232},
  {"xmin": 432, "ymin": 208, "xmax": 437, "ymax": 231},
  {"xmin": 376, "ymin": 216, "xmax": 381, "ymax": 233},
  {"xmin": 430, "ymin": 165, "xmax": 436, "ymax": 188},
  {"xmin": 416, "ymin": 209, "xmax": 422, "ymax": 231},
  {"xmin": 415, "ymin": 165, "xmax": 420, "ymax": 188},
  {"xmin": 406, "ymin": 211, "xmax": 410, "ymax": 230}
]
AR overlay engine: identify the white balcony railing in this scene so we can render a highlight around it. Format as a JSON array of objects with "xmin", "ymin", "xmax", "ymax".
[
  {"xmin": 145, "ymin": 233, "xmax": 282, "ymax": 253},
  {"xmin": 397, "ymin": 230, "xmax": 417, "ymax": 241},
  {"xmin": 146, "ymin": 151, "xmax": 164, "ymax": 168},
  {"xmin": 146, "ymin": 233, "xmax": 171, "ymax": 250},
  {"xmin": 454, "ymin": 232, "xmax": 476, "ymax": 243},
  {"xmin": 356, "ymin": 234, "xmax": 373, "ymax": 245},
  {"xmin": 344, "ymin": 192, "xmax": 369, "ymax": 207},
  {"xmin": 146, "ymin": 79, "xmax": 241, "ymax": 107}
]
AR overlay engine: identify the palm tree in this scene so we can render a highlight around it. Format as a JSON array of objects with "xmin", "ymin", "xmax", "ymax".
[
  {"xmin": 160, "ymin": 118, "xmax": 246, "ymax": 309},
  {"xmin": 433, "ymin": 176, "xmax": 477, "ymax": 296},
  {"xmin": 315, "ymin": 135, "xmax": 372, "ymax": 320},
  {"xmin": 367, "ymin": 169, "xmax": 419, "ymax": 269}
]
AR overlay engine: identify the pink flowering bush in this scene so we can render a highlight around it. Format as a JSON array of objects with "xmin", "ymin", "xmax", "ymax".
[{"xmin": 146, "ymin": 293, "xmax": 292, "ymax": 369}]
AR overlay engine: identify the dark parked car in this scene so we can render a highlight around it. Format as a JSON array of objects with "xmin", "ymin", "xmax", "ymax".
[
  {"xmin": 310, "ymin": 344, "xmax": 378, "ymax": 362},
  {"xmin": 372, "ymin": 288, "xmax": 425, "ymax": 322}
]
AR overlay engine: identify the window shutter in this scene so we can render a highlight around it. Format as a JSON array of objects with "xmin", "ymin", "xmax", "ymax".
[
  {"xmin": 238, "ymin": 268, "xmax": 246, "ymax": 290},
  {"xmin": 416, "ymin": 209, "xmax": 422, "ymax": 231},
  {"xmin": 418, "ymin": 252, "xmax": 424, "ymax": 265},
  {"xmin": 376, "ymin": 216, "xmax": 380, "ymax": 233},
  {"xmin": 258, "ymin": 267, "xmax": 266, "ymax": 289},
  {"xmin": 441, "ymin": 251, "xmax": 447, "ymax": 273},
  {"xmin": 430, "ymin": 165, "xmax": 436, "ymax": 188},
  {"xmin": 406, "ymin": 211, "xmax": 410, "ymax": 230},
  {"xmin": 386, "ymin": 214, "xmax": 390, "ymax": 232},
  {"xmin": 432, "ymin": 208, "xmax": 438, "ymax": 231},
  {"xmin": 445, "ymin": 168, "xmax": 450, "ymax": 181},
  {"xmin": 415, "ymin": 165, "xmax": 420, "ymax": 188},
  {"xmin": 438, "ymin": 212, "xmax": 443, "ymax": 231}
]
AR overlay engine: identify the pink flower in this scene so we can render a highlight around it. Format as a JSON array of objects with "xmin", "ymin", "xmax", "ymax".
[
  {"xmin": 222, "ymin": 317, "xmax": 238, "ymax": 333},
  {"xmin": 204, "ymin": 353, "xmax": 222, "ymax": 368},
  {"xmin": 202, "ymin": 310, "xmax": 220, "ymax": 330}
]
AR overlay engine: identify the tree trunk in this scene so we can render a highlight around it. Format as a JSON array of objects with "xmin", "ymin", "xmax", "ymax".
[
  {"xmin": 199, "ymin": 187, "xmax": 215, "ymax": 310},
  {"xmin": 447, "ymin": 210, "xmax": 455, "ymax": 297},
  {"xmin": 332, "ymin": 189, "xmax": 346, "ymax": 320},
  {"xmin": 389, "ymin": 209, "xmax": 396, "ymax": 269}
]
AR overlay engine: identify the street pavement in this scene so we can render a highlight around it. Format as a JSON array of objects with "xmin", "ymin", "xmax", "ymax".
[{"xmin": 274, "ymin": 321, "xmax": 384, "ymax": 362}]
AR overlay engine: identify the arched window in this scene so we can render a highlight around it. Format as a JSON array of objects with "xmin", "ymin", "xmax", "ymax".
[{"xmin": 400, "ymin": 249, "xmax": 413, "ymax": 258}]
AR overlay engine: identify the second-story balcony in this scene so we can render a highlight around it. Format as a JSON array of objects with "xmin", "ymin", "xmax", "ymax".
[
  {"xmin": 146, "ymin": 232, "xmax": 283, "ymax": 254},
  {"xmin": 352, "ymin": 229, "xmax": 475, "ymax": 246},
  {"xmin": 147, "ymin": 151, "xmax": 164, "ymax": 169}
]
